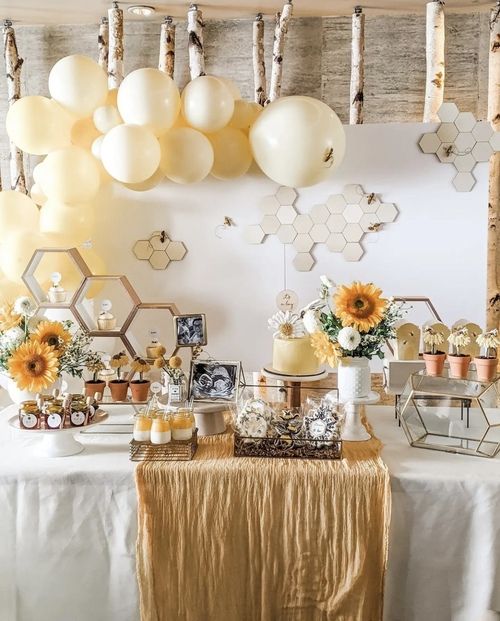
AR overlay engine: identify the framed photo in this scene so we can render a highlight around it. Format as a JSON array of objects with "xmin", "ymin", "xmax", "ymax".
[
  {"xmin": 189, "ymin": 360, "xmax": 242, "ymax": 403},
  {"xmin": 173, "ymin": 313, "xmax": 208, "ymax": 347}
]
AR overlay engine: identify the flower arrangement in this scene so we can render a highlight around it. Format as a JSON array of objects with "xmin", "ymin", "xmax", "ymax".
[
  {"xmin": 267, "ymin": 310, "xmax": 305, "ymax": 339},
  {"xmin": 0, "ymin": 297, "xmax": 98, "ymax": 393},
  {"xmin": 447, "ymin": 326, "xmax": 471, "ymax": 356},
  {"xmin": 86, "ymin": 352, "xmax": 105, "ymax": 382},
  {"xmin": 154, "ymin": 354, "xmax": 184, "ymax": 380},
  {"xmin": 423, "ymin": 326, "xmax": 445, "ymax": 355},
  {"xmin": 477, "ymin": 329, "xmax": 500, "ymax": 359},
  {"xmin": 110, "ymin": 351, "xmax": 129, "ymax": 381},
  {"xmin": 131, "ymin": 357, "xmax": 151, "ymax": 381},
  {"xmin": 306, "ymin": 278, "xmax": 405, "ymax": 366}
]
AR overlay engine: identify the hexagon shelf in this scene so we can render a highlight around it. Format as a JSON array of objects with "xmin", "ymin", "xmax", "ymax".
[
  {"xmin": 133, "ymin": 230, "xmax": 187, "ymax": 270},
  {"xmin": 122, "ymin": 302, "xmax": 181, "ymax": 359},
  {"xmin": 418, "ymin": 102, "xmax": 500, "ymax": 192},
  {"xmin": 245, "ymin": 185, "xmax": 399, "ymax": 270}
]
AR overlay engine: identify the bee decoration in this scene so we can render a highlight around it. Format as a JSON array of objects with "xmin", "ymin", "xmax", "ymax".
[
  {"xmin": 323, "ymin": 148, "xmax": 334, "ymax": 167},
  {"xmin": 368, "ymin": 222, "xmax": 383, "ymax": 232},
  {"xmin": 443, "ymin": 145, "xmax": 455, "ymax": 157},
  {"xmin": 366, "ymin": 192, "xmax": 376, "ymax": 204}
]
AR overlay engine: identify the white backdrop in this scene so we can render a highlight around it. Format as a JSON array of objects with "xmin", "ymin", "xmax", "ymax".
[{"xmin": 88, "ymin": 122, "xmax": 487, "ymax": 372}]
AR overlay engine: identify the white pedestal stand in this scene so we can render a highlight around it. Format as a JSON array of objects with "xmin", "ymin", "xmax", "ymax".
[
  {"xmin": 193, "ymin": 403, "xmax": 227, "ymax": 436},
  {"xmin": 340, "ymin": 391, "xmax": 380, "ymax": 442},
  {"xmin": 262, "ymin": 367, "xmax": 328, "ymax": 409}
]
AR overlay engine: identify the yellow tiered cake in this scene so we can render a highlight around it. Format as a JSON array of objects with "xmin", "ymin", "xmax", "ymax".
[{"xmin": 272, "ymin": 336, "xmax": 320, "ymax": 375}]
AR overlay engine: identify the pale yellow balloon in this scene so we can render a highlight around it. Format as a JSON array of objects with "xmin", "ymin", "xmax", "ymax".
[
  {"xmin": 93, "ymin": 105, "xmax": 122, "ymax": 133},
  {"xmin": 39, "ymin": 199, "xmax": 95, "ymax": 244},
  {"xmin": 0, "ymin": 191, "xmax": 40, "ymax": 232},
  {"xmin": 117, "ymin": 68, "xmax": 180, "ymax": 136},
  {"xmin": 124, "ymin": 167, "xmax": 165, "ymax": 191},
  {"xmin": 6, "ymin": 96, "xmax": 73, "ymax": 155},
  {"xmin": 41, "ymin": 146, "xmax": 101, "ymax": 203},
  {"xmin": 0, "ymin": 231, "xmax": 47, "ymax": 282},
  {"xmin": 71, "ymin": 117, "xmax": 101, "ymax": 150},
  {"xmin": 159, "ymin": 127, "xmax": 214, "ymax": 184},
  {"xmin": 32, "ymin": 161, "xmax": 46, "ymax": 186},
  {"xmin": 105, "ymin": 89, "xmax": 118, "ymax": 107},
  {"xmin": 0, "ymin": 274, "xmax": 29, "ymax": 301},
  {"xmin": 213, "ymin": 76, "xmax": 241, "ymax": 100},
  {"xmin": 49, "ymin": 54, "xmax": 108, "ymax": 118},
  {"xmin": 91, "ymin": 136, "xmax": 105, "ymax": 159},
  {"xmin": 208, "ymin": 127, "xmax": 253, "ymax": 180},
  {"xmin": 181, "ymin": 76, "xmax": 234, "ymax": 133},
  {"xmin": 229, "ymin": 100, "xmax": 262, "ymax": 130},
  {"xmin": 249, "ymin": 95, "xmax": 346, "ymax": 187},
  {"xmin": 101, "ymin": 124, "xmax": 161, "ymax": 184},
  {"xmin": 30, "ymin": 183, "xmax": 47, "ymax": 206}
]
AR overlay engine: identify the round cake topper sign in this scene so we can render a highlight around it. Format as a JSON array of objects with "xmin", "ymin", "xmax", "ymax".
[{"xmin": 276, "ymin": 289, "xmax": 299, "ymax": 312}]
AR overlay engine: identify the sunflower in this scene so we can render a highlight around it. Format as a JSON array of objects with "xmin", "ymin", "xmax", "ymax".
[
  {"xmin": 310, "ymin": 332, "xmax": 341, "ymax": 368},
  {"xmin": 8, "ymin": 340, "xmax": 59, "ymax": 392},
  {"xmin": 333, "ymin": 282, "xmax": 386, "ymax": 332},
  {"xmin": 31, "ymin": 321, "xmax": 71, "ymax": 353},
  {"xmin": 0, "ymin": 303, "xmax": 22, "ymax": 332}
]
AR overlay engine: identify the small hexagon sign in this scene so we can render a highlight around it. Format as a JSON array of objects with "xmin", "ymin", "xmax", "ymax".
[{"xmin": 133, "ymin": 230, "xmax": 187, "ymax": 270}]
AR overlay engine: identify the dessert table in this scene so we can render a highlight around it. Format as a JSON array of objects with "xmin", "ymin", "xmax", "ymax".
[{"xmin": 0, "ymin": 401, "xmax": 499, "ymax": 621}]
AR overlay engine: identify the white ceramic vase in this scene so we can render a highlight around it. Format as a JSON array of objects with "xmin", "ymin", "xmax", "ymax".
[
  {"xmin": 337, "ymin": 357, "xmax": 371, "ymax": 401},
  {"xmin": 1, "ymin": 374, "xmax": 64, "ymax": 404}
]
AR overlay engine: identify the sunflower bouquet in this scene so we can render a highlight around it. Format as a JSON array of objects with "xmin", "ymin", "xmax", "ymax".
[
  {"xmin": 0, "ymin": 296, "xmax": 98, "ymax": 393},
  {"xmin": 304, "ymin": 278, "xmax": 406, "ymax": 366}
]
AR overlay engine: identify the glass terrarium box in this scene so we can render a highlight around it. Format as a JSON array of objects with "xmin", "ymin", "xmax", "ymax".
[{"xmin": 398, "ymin": 371, "xmax": 500, "ymax": 458}]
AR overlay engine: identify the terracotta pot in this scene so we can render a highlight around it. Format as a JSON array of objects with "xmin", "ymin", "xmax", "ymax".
[
  {"xmin": 130, "ymin": 380, "xmax": 151, "ymax": 402},
  {"xmin": 109, "ymin": 380, "xmax": 129, "ymax": 402},
  {"xmin": 84, "ymin": 380, "xmax": 106, "ymax": 400},
  {"xmin": 474, "ymin": 357, "xmax": 498, "ymax": 383},
  {"xmin": 423, "ymin": 352, "xmax": 446, "ymax": 376},
  {"xmin": 447, "ymin": 354, "xmax": 471, "ymax": 379}
]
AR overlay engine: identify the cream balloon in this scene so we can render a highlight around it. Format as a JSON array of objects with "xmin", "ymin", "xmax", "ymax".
[
  {"xmin": 91, "ymin": 136, "xmax": 105, "ymax": 160},
  {"xmin": 124, "ymin": 167, "xmax": 165, "ymax": 191},
  {"xmin": 159, "ymin": 128, "xmax": 214, "ymax": 184},
  {"xmin": 71, "ymin": 117, "xmax": 101, "ymax": 150},
  {"xmin": 105, "ymin": 89, "xmax": 118, "ymax": 107},
  {"xmin": 0, "ymin": 273, "xmax": 28, "ymax": 301},
  {"xmin": 0, "ymin": 231, "xmax": 47, "ymax": 283},
  {"xmin": 49, "ymin": 55, "xmax": 108, "ymax": 118},
  {"xmin": 40, "ymin": 199, "xmax": 95, "ymax": 244},
  {"xmin": 181, "ymin": 76, "xmax": 234, "ymax": 133},
  {"xmin": 208, "ymin": 128, "xmax": 253, "ymax": 180},
  {"xmin": 213, "ymin": 76, "xmax": 241, "ymax": 100},
  {"xmin": 117, "ymin": 68, "xmax": 180, "ymax": 136},
  {"xmin": 0, "ymin": 191, "xmax": 40, "ymax": 232},
  {"xmin": 101, "ymin": 124, "xmax": 161, "ymax": 184},
  {"xmin": 32, "ymin": 161, "xmax": 45, "ymax": 186},
  {"xmin": 41, "ymin": 146, "xmax": 101, "ymax": 203},
  {"xmin": 93, "ymin": 105, "xmax": 122, "ymax": 133},
  {"xmin": 6, "ymin": 96, "xmax": 72, "ymax": 155},
  {"xmin": 249, "ymin": 96, "xmax": 346, "ymax": 187},
  {"xmin": 229, "ymin": 100, "xmax": 262, "ymax": 130},
  {"xmin": 30, "ymin": 183, "xmax": 47, "ymax": 206}
]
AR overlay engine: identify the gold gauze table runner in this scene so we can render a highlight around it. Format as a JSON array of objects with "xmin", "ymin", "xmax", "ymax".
[{"xmin": 135, "ymin": 419, "xmax": 391, "ymax": 621}]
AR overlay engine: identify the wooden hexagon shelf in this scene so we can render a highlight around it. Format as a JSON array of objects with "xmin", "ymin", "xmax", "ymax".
[{"xmin": 121, "ymin": 302, "xmax": 181, "ymax": 360}]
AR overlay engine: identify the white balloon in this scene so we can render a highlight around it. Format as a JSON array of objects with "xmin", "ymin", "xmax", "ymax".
[
  {"xmin": 91, "ymin": 135, "xmax": 105, "ymax": 160},
  {"xmin": 250, "ymin": 96, "xmax": 346, "ymax": 187},
  {"xmin": 181, "ymin": 76, "xmax": 234, "ymax": 133},
  {"xmin": 213, "ymin": 76, "xmax": 241, "ymax": 100},
  {"xmin": 30, "ymin": 183, "xmax": 47, "ymax": 206},
  {"xmin": 93, "ymin": 105, "xmax": 122, "ymax": 133},
  {"xmin": 101, "ymin": 124, "xmax": 161, "ymax": 184}
]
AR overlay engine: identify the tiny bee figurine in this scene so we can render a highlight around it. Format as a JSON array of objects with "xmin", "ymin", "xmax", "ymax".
[
  {"xmin": 368, "ymin": 222, "xmax": 383, "ymax": 232},
  {"xmin": 323, "ymin": 148, "xmax": 334, "ymax": 167},
  {"xmin": 443, "ymin": 145, "xmax": 454, "ymax": 157},
  {"xmin": 366, "ymin": 192, "xmax": 376, "ymax": 204}
]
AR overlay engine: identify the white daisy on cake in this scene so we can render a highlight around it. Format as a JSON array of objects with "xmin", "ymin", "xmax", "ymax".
[{"xmin": 268, "ymin": 311, "xmax": 305, "ymax": 339}]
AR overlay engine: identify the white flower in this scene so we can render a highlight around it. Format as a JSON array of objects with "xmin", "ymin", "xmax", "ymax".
[
  {"xmin": 320, "ymin": 275, "xmax": 335, "ymax": 289},
  {"xmin": 477, "ymin": 329, "xmax": 500, "ymax": 352},
  {"xmin": 13, "ymin": 296, "xmax": 36, "ymax": 317},
  {"xmin": 1, "ymin": 326, "xmax": 24, "ymax": 348},
  {"xmin": 337, "ymin": 327, "xmax": 361, "ymax": 351},
  {"xmin": 302, "ymin": 309, "xmax": 321, "ymax": 334},
  {"xmin": 448, "ymin": 326, "xmax": 471, "ymax": 350},
  {"xmin": 267, "ymin": 310, "xmax": 304, "ymax": 339}
]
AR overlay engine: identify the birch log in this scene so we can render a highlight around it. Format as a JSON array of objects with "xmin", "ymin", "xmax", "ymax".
[
  {"xmin": 349, "ymin": 6, "xmax": 365, "ymax": 124},
  {"xmin": 108, "ymin": 1, "xmax": 124, "ymax": 88},
  {"xmin": 423, "ymin": 0, "xmax": 445, "ymax": 122},
  {"xmin": 187, "ymin": 4, "xmax": 205, "ymax": 80},
  {"xmin": 268, "ymin": 1, "xmax": 293, "ymax": 103},
  {"xmin": 98, "ymin": 17, "xmax": 109, "ymax": 70},
  {"xmin": 486, "ymin": 1, "xmax": 500, "ymax": 330},
  {"xmin": 3, "ymin": 20, "xmax": 26, "ymax": 194},
  {"xmin": 159, "ymin": 16, "xmax": 175, "ymax": 78},
  {"xmin": 252, "ymin": 13, "xmax": 267, "ymax": 106}
]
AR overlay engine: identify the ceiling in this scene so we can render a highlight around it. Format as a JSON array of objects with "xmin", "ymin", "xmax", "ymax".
[{"xmin": 0, "ymin": 0, "xmax": 493, "ymax": 25}]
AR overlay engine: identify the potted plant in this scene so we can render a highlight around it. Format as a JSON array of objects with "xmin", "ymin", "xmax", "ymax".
[
  {"xmin": 130, "ymin": 356, "xmax": 151, "ymax": 402},
  {"xmin": 474, "ymin": 329, "xmax": 499, "ymax": 382},
  {"xmin": 109, "ymin": 351, "xmax": 130, "ymax": 401},
  {"xmin": 447, "ymin": 326, "xmax": 471, "ymax": 379},
  {"xmin": 422, "ymin": 326, "xmax": 447, "ymax": 376},
  {"xmin": 84, "ymin": 352, "xmax": 106, "ymax": 399}
]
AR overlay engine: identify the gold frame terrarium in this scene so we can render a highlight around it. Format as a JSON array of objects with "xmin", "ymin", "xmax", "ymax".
[{"xmin": 398, "ymin": 371, "xmax": 500, "ymax": 458}]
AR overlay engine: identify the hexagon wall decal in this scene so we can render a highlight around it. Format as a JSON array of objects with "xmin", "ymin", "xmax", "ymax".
[
  {"xmin": 418, "ymin": 102, "xmax": 500, "ymax": 192},
  {"xmin": 133, "ymin": 230, "xmax": 187, "ymax": 270}
]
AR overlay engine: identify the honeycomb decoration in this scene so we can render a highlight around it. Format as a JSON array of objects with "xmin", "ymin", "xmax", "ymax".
[{"xmin": 133, "ymin": 230, "xmax": 187, "ymax": 270}]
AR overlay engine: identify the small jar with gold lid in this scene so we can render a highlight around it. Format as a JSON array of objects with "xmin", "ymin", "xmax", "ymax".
[{"xmin": 19, "ymin": 401, "xmax": 41, "ymax": 430}]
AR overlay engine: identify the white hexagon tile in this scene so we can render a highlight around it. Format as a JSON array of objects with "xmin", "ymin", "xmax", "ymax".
[
  {"xmin": 245, "ymin": 185, "xmax": 399, "ymax": 270},
  {"xmin": 133, "ymin": 230, "xmax": 187, "ymax": 270},
  {"xmin": 418, "ymin": 102, "xmax": 499, "ymax": 192}
]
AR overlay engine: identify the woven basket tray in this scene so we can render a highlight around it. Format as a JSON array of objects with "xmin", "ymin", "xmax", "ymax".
[
  {"xmin": 234, "ymin": 433, "xmax": 342, "ymax": 460},
  {"xmin": 130, "ymin": 430, "xmax": 198, "ymax": 462}
]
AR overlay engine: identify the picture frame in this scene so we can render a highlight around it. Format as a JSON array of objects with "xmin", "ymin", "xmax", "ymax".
[
  {"xmin": 189, "ymin": 360, "xmax": 242, "ymax": 403},
  {"xmin": 173, "ymin": 313, "xmax": 208, "ymax": 348}
]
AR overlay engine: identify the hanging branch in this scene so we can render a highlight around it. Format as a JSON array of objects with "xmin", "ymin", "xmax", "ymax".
[
  {"xmin": 486, "ymin": 1, "xmax": 500, "ymax": 330},
  {"xmin": 98, "ymin": 17, "xmax": 109, "ymax": 70},
  {"xmin": 268, "ymin": 1, "xmax": 293, "ymax": 103},
  {"xmin": 423, "ymin": 0, "xmax": 445, "ymax": 122},
  {"xmin": 159, "ymin": 16, "xmax": 175, "ymax": 78},
  {"xmin": 108, "ymin": 1, "xmax": 124, "ymax": 88},
  {"xmin": 187, "ymin": 4, "xmax": 205, "ymax": 80},
  {"xmin": 349, "ymin": 6, "xmax": 365, "ymax": 124},
  {"xmin": 252, "ymin": 13, "xmax": 267, "ymax": 106},
  {"xmin": 3, "ymin": 19, "xmax": 26, "ymax": 194}
]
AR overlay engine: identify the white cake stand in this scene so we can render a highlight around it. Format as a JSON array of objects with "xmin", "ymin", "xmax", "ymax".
[
  {"xmin": 9, "ymin": 410, "xmax": 109, "ymax": 457},
  {"xmin": 193, "ymin": 403, "xmax": 227, "ymax": 436},
  {"xmin": 340, "ymin": 391, "xmax": 380, "ymax": 442},
  {"xmin": 262, "ymin": 366, "xmax": 328, "ymax": 408}
]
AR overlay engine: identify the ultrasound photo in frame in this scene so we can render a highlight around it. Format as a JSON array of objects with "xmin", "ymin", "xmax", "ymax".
[
  {"xmin": 189, "ymin": 360, "xmax": 241, "ymax": 403},
  {"xmin": 173, "ymin": 314, "xmax": 208, "ymax": 347}
]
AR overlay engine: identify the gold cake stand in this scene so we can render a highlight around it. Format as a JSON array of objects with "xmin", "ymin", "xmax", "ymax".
[{"xmin": 261, "ymin": 366, "xmax": 328, "ymax": 408}]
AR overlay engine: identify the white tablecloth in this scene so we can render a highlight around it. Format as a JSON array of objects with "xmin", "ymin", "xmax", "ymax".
[{"xmin": 0, "ymin": 402, "xmax": 499, "ymax": 621}]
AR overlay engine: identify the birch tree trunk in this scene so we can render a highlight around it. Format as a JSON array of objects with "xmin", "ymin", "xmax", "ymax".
[
  {"xmin": 187, "ymin": 4, "xmax": 205, "ymax": 80},
  {"xmin": 349, "ymin": 6, "xmax": 365, "ymax": 124},
  {"xmin": 268, "ymin": 1, "xmax": 293, "ymax": 103},
  {"xmin": 98, "ymin": 17, "xmax": 109, "ymax": 70},
  {"xmin": 108, "ymin": 1, "xmax": 124, "ymax": 89},
  {"xmin": 486, "ymin": 1, "xmax": 500, "ymax": 330},
  {"xmin": 252, "ymin": 13, "xmax": 267, "ymax": 106},
  {"xmin": 3, "ymin": 20, "xmax": 26, "ymax": 194},
  {"xmin": 159, "ymin": 16, "xmax": 175, "ymax": 78},
  {"xmin": 423, "ymin": 0, "xmax": 445, "ymax": 122}
]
